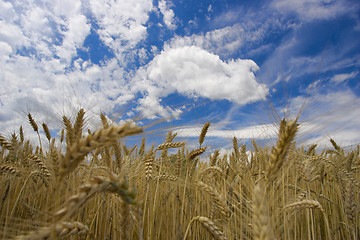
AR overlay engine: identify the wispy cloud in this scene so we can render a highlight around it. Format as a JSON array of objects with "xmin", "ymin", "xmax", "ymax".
[
  {"xmin": 284, "ymin": 89, "xmax": 360, "ymax": 148},
  {"xmin": 257, "ymin": 29, "xmax": 360, "ymax": 87},
  {"xmin": 272, "ymin": 0, "xmax": 355, "ymax": 21},
  {"xmin": 330, "ymin": 71, "xmax": 358, "ymax": 83},
  {"xmin": 167, "ymin": 18, "xmax": 291, "ymax": 58},
  {"xmin": 176, "ymin": 123, "xmax": 278, "ymax": 140}
]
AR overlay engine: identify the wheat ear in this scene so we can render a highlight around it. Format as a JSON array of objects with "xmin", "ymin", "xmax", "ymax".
[
  {"xmin": 233, "ymin": 137, "xmax": 240, "ymax": 159},
  {"xmin": 199, "ymin": 121, "xmax": 210, "ymax": 147},
  {"xmin": 73, "ymin": 108, "xmax": 85, "ymax": 141},
  {"xmin": 100, "ymin": 112, "xmax": 109, "ymax": 128},
  {"xmin": 144, "ymin": 158, "xmax": 154, "ymax": 181},
  {"xmin": 28, "ymin": 154, "xmax": 51, "ymax": 182},
  {"xmin": 139, "ymin": 137, "xmax": 146, "ymax": 156},
  {"xmin": 0, "ymin": 165, "xmax": 19, "ymax": 175},
  {"xmin": 156, "ymin": 142, "xmax": 185, "ymax": 151},
  {"xmin": 60, "ymin": 129, "xmax": 64, "ymax": 143},
  {"xmin": 0, "ymin": 135, "xmax": 12, "ymax": 150},
  {"xmin": 183, "ymin": 216, "xmax": 227, "ymax": 240},
  {"xmin": 60, "ymin": 122, "xmax": 142, "ymax": 177},
  {"xmin": 266, "ymin": 118, "xmax": 298, "ymax": 184},
  {"xmin": 13, "ymin": 221, "xmax": 90, "ymax": 240},
  {"xmin": 329, "ymin": 138, "xmax": 341, "ymax": 152},
  {"xmin": 27, "ymin": 113, "xmax": 38, "ymax": 132},
  {"xmin": 19, "ymin": 126, "xmax": 24, "ymax": 142},
  {"xmin": 210, "ymin": 149, "xmax": 220, "ymax": 166},
  {"xmin": 188, "ymin": 147, "xmax": 207, "ymax": 161},
  {"xmin": 28, "ymin": 113, "xmax": 42, "ymax": 153},
  {"xmin": 42, "ymin": 123, "xmax": 51, "ymax": 142}
]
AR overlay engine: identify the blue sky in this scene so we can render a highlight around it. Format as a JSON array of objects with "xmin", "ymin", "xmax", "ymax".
[{"xmin": 0, "ymin": 0, "xmax": 359, "ymax": 152}]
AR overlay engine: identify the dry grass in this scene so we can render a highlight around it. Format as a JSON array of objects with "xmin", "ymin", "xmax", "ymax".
[{"xmin": 0, "ymin": 111, "xmax": 359, "ymax": 240}]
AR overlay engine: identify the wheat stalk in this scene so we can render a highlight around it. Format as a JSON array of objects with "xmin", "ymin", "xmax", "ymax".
[
  {"xmin": 120, "ymin": 199, "xmax": 130, "ymax": 240},
  {"xmin": 252, "ymin": 183, "xmax": 271, "ymax": 240},
  {"xmin": 284, "ymin": 199, "xmax": 331, "ymax": 239}
]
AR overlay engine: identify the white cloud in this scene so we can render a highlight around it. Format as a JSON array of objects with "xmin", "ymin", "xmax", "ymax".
[
  {"xmin": 0, "ymin": 0, "xmax": 91, "ymax": 63},
  {"xmin": 56, "ymin": 15, "xmax": 90, "ymax": 63},
  {"xmin": 89, "ymin": 0, "xmax": 153, "ymax": 61},
  {"xmin": 330, "ymin": 71, "xmax": 358, "ymax": 83},
  {"xmin": 48, "ymin": 0, "xmax": 82, "ymax": 17},
  {"xmin": 0, "ymin": 1, "xmax": 16, "ymax": 20},
  {"xmin": 0, "ymin": 0, "xmax": 155, "ymax": 137},
  {"xmin": 137, "ymin": 96, "xmax": 181, "ymax": 119},
  {"xmin": 0, "ymin": 20, "xmax": 29, "ymax": 49},
  {"xmin": 21, "ymin": 6, "xmax": 51, "ymax": 35},
  {"xmin": 134, "ymin": 46, "xmax": 268, "ymax": 117},
  {"xmin": 0, "ymin": 54, "xmax": 137, "ymax": 137},
  {"xmin": 0, "ymin": 41, "xmax": 12, "ymax": 57},
  {"xmin": 158, "ymin": 0, "xmax": 177, "ymax": 30}
]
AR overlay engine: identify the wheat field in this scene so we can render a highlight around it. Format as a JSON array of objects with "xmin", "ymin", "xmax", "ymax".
[{"xmin": 0, "ymin": 109, "xmax": 359, "ymax": 239}]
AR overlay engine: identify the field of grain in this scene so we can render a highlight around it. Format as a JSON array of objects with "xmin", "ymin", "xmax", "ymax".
[{"xmin": 0, "ymin": 109, "xmax": 359, "ymax": 239}]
